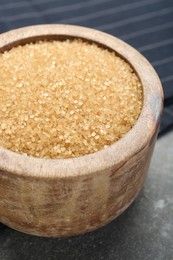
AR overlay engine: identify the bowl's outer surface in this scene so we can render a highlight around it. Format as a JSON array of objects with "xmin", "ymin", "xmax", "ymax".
[{"xmin": 0, "ymin": 25, "xmax": 163, "ymax": 237}]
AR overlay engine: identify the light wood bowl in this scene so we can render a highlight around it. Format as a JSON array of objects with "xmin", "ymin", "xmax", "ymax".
[{"xmin": 0, "ymin": 25, "xmax": 163, "ymax": 237}]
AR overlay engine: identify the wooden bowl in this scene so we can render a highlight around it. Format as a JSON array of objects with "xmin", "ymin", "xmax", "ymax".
[{"xmin": 0, "ymin": 25, "xmax": 163, "ymax": 237}]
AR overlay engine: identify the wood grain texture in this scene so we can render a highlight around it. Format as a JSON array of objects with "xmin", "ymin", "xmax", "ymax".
[{"xmin": 0, "ymin": 25, "xmax": 163, "ymax": 237}]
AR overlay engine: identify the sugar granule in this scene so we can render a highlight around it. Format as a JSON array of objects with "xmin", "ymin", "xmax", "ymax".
[{"xmin": 0, "ymin": 40, "xmax": 143, "ymax": 158}]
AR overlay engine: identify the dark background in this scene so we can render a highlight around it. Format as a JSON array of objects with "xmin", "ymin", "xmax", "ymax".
[{"xmin": 0, "ymin": 0, "xmax": 173, "ymax": 259}]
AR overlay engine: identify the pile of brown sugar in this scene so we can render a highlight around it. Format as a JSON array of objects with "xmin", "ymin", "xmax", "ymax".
[{"xmin": 0, "ymin": 39, "xmax": 143, "ymax": 159}]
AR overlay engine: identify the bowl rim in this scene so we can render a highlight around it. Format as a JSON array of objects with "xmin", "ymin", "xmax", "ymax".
[{"xmin": 0, "ymin": 24, "xmax": 163, "ymax": 178}]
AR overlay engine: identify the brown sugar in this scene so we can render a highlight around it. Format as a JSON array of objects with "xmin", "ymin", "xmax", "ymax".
[{"xmin": 0, "ymin": 39, "xmax": 143, "ymax": 159}]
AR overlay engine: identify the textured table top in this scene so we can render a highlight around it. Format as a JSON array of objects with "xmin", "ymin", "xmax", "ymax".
[{"xmin": 0, "ymin": 131, "xmax": 173, "ymax": 260}]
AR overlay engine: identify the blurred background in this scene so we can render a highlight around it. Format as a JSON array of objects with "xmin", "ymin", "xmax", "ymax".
[{"xmin": 0, "ymin": 0, "xmax": 173, "ymax": 259}]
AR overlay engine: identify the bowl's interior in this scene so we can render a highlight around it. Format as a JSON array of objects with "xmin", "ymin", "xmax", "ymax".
[
  {"xmin": 0, "ymin": 35, "xmax": 144, "ymax": 159},
  {"xmin": 0, "ymin": 25, "xmax": 163, "ymax": 177}
]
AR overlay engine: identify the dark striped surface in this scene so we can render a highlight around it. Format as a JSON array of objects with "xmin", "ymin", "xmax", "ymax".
[{"xmin": 0, "ymin": 0, "xmax": 173, "ymax": 135}]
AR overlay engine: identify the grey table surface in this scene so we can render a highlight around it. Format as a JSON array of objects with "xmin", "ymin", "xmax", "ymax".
[{"xmin": 0, "ymin": 131, "xmax": 173, "ymax": 260}]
